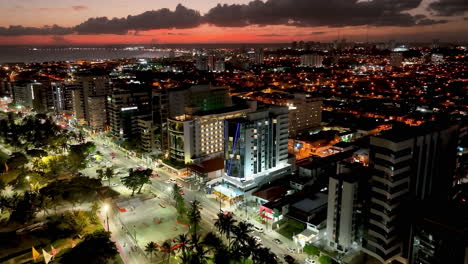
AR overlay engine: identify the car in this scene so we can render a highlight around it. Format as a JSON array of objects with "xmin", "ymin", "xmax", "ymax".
[
  {"xmin": 283, "ymin": 255, "xmax": 295, "ymax": 264},
  {"xmin": 177, "ymin": 183, "xmax": 183, "ymax": 188},
  {"xmin": 169, "ymin": 178, "xmax": 177, "ymax": 183},
  {"xmin": 253, "ymin": 226, "xmax": 264, "ymax": 233},
  {"xmin": 253, "ymin": 236, "xmax": 262, "ymax": 242},
  {"xmin": 179, "ymin": 190, "xmax": 184, "ymax": 195},
  {"xmin": 273, "ymin": 238, "xmax": 283, "ymax": 245},
  {"xmin": 287, "ymin": 247, "xmax": 296, "ymax": 253},
  {"xmin": 110, "ymin": 183, "xmax": 119, "ymax": 187},
  {"xmin": 305, "ymin": 258, "xmax": 316, "ymax": 264}
]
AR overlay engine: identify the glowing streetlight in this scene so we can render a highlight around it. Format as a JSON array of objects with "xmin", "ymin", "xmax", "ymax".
[
  {"xmin": 25, "ymin": 176, "xmax": 32, "ymax": 191},
  {"xmin": 103, "ymin": 204, "xmax": 110, "ymax": 232}
]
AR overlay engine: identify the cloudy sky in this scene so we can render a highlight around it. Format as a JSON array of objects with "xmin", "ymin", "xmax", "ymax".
[{"xmin": 0, "ymin": 0, "xmax": 467, "ymax": 45}]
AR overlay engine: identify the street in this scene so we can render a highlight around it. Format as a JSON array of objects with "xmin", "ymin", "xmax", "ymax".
[{"xmin": 86, "ymin": 133, "xmax": 307, "ymax": 264}]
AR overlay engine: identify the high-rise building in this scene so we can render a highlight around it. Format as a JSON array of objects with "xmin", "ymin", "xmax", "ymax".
[
  {"xmin": 195, "ymin": 55, "xmax": 209, "ymax": 71},
  {"xmin": 108, "ymin": 87, "xmax": 152, "ymax": 141},
  {"xmin": 12, "ymin": 81, "xmax": 52, "ymax": 113},
  {"xmin": 214, "ymin": 57, "xmax": 226, "ymax": 72},
  {"xmin": 71, "ymin": 74, "xmax": 110, "ymax": 126},
  {"xmin": 364, "ymin": 122, "xmax": 460, "ymax": 264},
  {"xmin": 152, "ymin": 89, "xmax": 169, "ymax": 152},
  {"xmin": 326, "ymin": 163, "xmax": 371, "ymax": 253},
  {"xmin": 248, "ymin": 48, "xmax": 264, "ymax": 64},
  {"xmin": 300, "ymin": 54, "xmax": 324, "ymax": 67},
  {"xmin": 390, "ymin": 52, "xmax": 403, "ymax": 67},
  {"xmin": 287, "ymin": 94, "xmax": 322, "ymax": 137},
  {"xmin": 168, "ymin": 105, "xmax": 252, "ymax": 164},
  {"xmin": 408, "ymin": 201, "xmax": 468, "ymax": 264},
  {"xmin": 168, "ymin": 85, "xmax": 232, "ymax": 118},
  {"xmin": 223, "ymin": 103, "xmax": 291, "ymax": 193},
  {"xmin": 87, "ymin": 96, "xmax": 107, "ymax": 131}
]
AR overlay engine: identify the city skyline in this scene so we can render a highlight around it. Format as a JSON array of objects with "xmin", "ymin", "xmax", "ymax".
[{"xmin": 0, "ymin": 0, "xmax": 468, "ymax": 45}]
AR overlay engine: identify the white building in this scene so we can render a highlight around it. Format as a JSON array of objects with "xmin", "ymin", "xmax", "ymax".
[
  {"xmin": 300, "ymin": 54, "xmax": 324, "ymax": 67},
  {"xmin": 326, "ymin": 172, "xmax": 360, "ymax": 252},
  {"xmin": 223, "ymin": 104, "xmax": 291, "ymax": 193}
]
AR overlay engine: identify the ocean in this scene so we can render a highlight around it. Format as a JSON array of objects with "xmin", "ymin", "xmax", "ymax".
[{"xmin": 0, "ymin": 47, "xmax": 169, "ymax": 64}]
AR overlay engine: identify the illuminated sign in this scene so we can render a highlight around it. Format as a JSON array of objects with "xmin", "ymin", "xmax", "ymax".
[{"xmin": 121, "ymin": 106, "xmax": 138, "ymax": 111}]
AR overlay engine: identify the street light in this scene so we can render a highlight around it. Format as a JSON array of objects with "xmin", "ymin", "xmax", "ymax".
[
  {"xmin": 103, "ymin": 204, "xmax": 110, "ymax": 232},
  {"xmin": 25, "ymin": 176, "xmax": 32, "ymax": 191}
]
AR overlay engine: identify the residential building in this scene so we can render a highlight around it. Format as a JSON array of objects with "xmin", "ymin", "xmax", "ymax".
[
  {"xmin": 363, "ymin": 122, "xmax": 460, "ymax": 264},
  {"xmin": 300, "ymin": 54, "xmax": 324, "ymax": 67},
  {"xmin": 287, "ymin": 94, "xmax": 322, "ymax": 136},
  {"xmin": 71, "ymin": 74, "xmax": 110, "ymax": 126},
  {"xmin": 108, "ymin": 86, "xmax": 152, "ymax": 142},
  {"xmin": 87, "ymin": 96, "xmax": 107, "ymax": 131},
  {"xmin": 408, "ymin": 201, "xmax": 468, "ymax": 264},
  {"xmin": 168, "ymin": 85, "xmax": 232, "ymax": 118},
  {"xmin": 326, "ymin": 163, "xmax": 372, "ymax": 253}
]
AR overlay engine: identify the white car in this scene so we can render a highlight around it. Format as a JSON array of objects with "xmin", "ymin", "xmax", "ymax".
[
  {"xmin": 169, "ymin": 178, "xmax": 177, "ymax": 183},
  {"xmin": 253, "ymin": 236, "xmax": 262, "ymax": 242},
  {"xmin": 305, "ymin": 258, "xmax": 316, "ymax": 264},
  {"xmin": 287, "ymin": 247, "xmax": 296, "ymax": 253},
  {"xmin": 253, "ymin": 226, "xmax": 264, "ymax": 233}
]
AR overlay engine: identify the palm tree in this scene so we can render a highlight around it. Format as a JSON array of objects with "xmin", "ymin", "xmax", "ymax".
[
  {"xmin": 188, "ymin": 200, "xmax": 202, "ymax": 236},
  {"xmin": 252, "ymin": 247, "xmax": 277, "ymax": 264},
  {"xmin": 202, "ymin": 232, "xmax": 230, "ymax": 264},
  {"xmin": 231, "ymin": 221, "xmax": 253, "ymax": 251},
  {"xmin": 160, "ymin": 239, "xmax": 174, "ymax": 264},
  {"xmin": 96, "ymin": 168, "xmax": 104, "ymax": 180},
  {"xmin": 145, "ymin": 241, "xmax": 158, "ymax": 262},
  {"xmin": 175, "ymin": 234, "xmax": 190, "ymax": 264},
  {"xmin": 189, "ymin": 234, "xmax": 210, "ymax": 264},
  {"xmin": 105, "ymin": 167, "xmax": 114, "ymax": 186},
  {"xmin": 214, "ymin": 212, "xmax": 236, "ymax": 250}
]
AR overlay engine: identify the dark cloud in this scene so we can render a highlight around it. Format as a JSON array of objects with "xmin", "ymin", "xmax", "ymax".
[
  {"xmin": 72, "ymin": 5, "xmax": 88, "ymax": 11},
  {"xmin": 204, "ymin": 0, "xmax": 425, "ymax": 28},
  {"xmin": 416, "ymin": 18, "xmax": 449, "ymax": 25},
  {"xmin": 73, "ymin": 4, "xmax": 201, "ymax": 34},
  {"xmin": 0, "ymin": 0, "xmax": 460, "ymax": 37},
  {"xmin": 0, "ymin": 25, "xmax": 73, "ymax": 36},
  {"xmin": 256, "ymin": 33, "xmax": 287, "ymax": 37},
  {"xmin": 428, "ymin": 0, "xmax": 468, "ymax": 16},
  {"xmin": 311, "ymin": 31, "xmax": 326, "ymax": 35}
]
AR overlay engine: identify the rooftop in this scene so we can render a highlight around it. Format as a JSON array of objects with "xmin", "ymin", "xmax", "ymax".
[{"xmin": 291, "ymin": 193, "xmax": 328, "ymax": 213}]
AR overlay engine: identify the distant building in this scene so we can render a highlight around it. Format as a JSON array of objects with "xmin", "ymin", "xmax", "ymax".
[
  {"xmin": 431, "ymin": 53, "xmax": 444, "ymax": 64},
  {"xmin": 223, "ymin": 104, "xmax": 291, "ymax": 193},
  {"xmin": 300, "ymin": 54, "xmax": 324, "ymax": 67},
  {"xmin": 287, "ymin": 94, "xmax": 322, "ymax": 136},
  {"xmin": 248, "ymin": 48, "xmax": 264, "ymax": 64},
  {"xmin": 390, "ymin": 52, "xmax": 403, "ymax": 67},
  {"xmin": 168, "ymin": 85, "xmax": 232, "ymax": 118},
  {"xmin": 195, "ymin": 56, "xmax": 209, "ymax": 71}
]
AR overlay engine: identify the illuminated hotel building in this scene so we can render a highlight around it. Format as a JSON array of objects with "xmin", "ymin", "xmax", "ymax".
[
  {"xmin": 168, "ymin": 105, "xmax": 252, "ymax": 164},
  {"xmin": 223, "ymin": 104, "xmax": 291, "ymax": 193}
]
